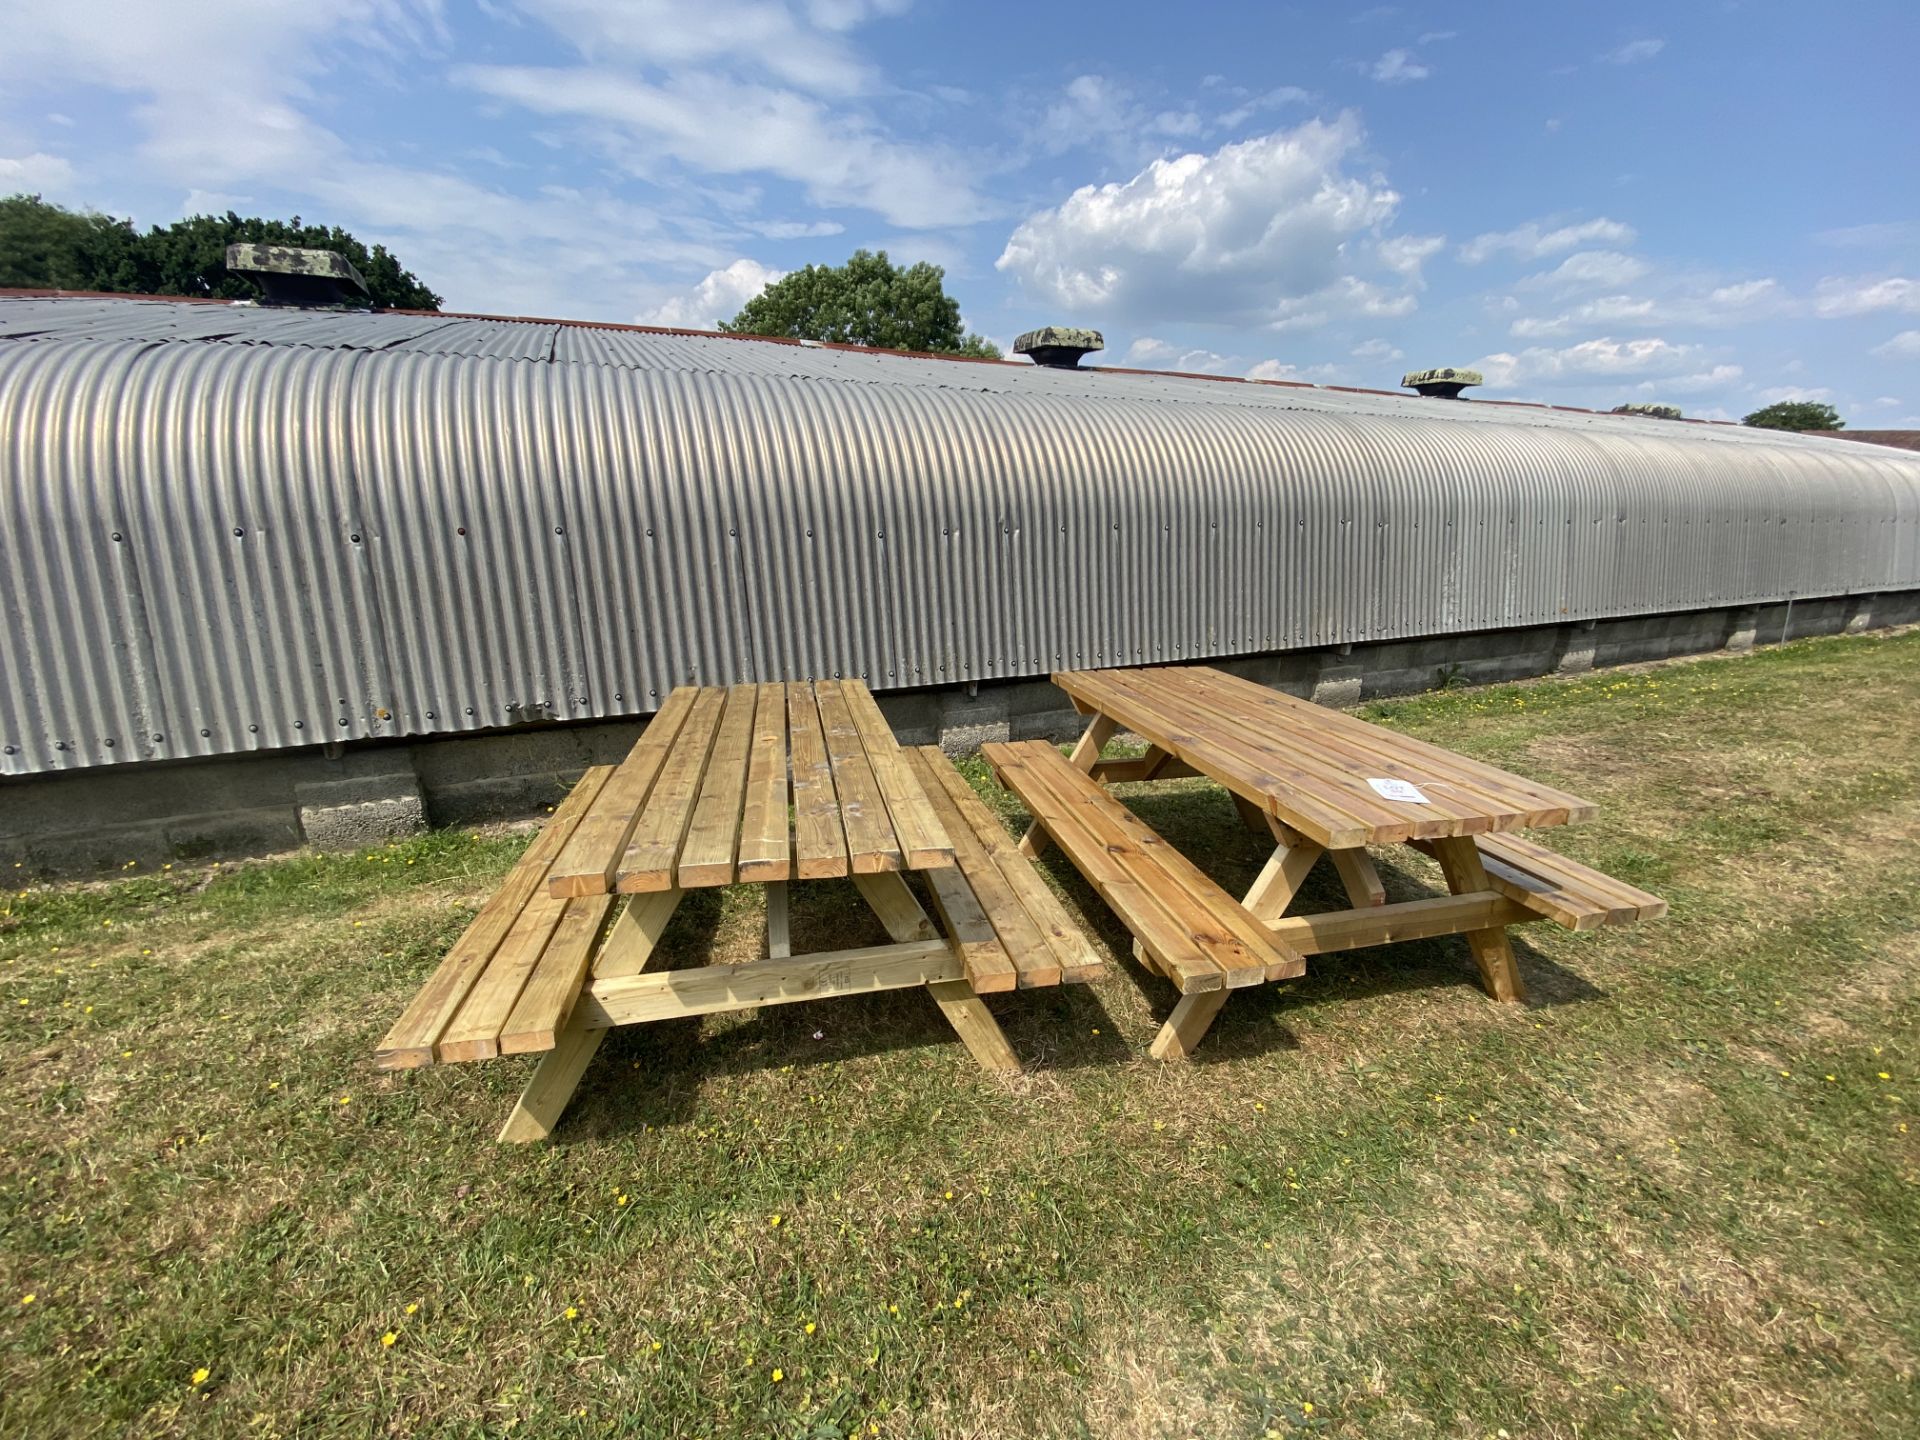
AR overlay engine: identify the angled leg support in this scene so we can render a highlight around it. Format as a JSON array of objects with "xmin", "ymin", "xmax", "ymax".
[{"xmin": 1429, "ymin": 838, "xmax": 1526, "ymax": 1003}]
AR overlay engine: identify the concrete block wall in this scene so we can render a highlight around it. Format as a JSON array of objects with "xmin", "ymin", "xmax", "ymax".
[{"xmin": 5, "ymin": 589, "xmax": 1916, "ymax": 872}]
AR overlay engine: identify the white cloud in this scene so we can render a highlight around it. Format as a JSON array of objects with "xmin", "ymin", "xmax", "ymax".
[
  {"xmin": 1473, "ymin": 336, "xmax": 1709, "ymax": 387},
  {"xmin": 0, "ymin": 151, "xmax": 74, "ymax": 189},
  {"xmin": 1369, "ymin": 49, "xmax": 1430, "ymax": 84},
  {"xmin": 1754, "ymin": 385, "xmax": 1835, "ymax": 405},
  {"xmin": 1352, "ymin": 337, "xmax": 1404, "ymax": 362},
  {"xmin": 1640, "ymin": 364, "xmax": 1743, "ymax": 395},
  {"xmin": 638, "ymin": 258, "xmax": 784, "ymax": 330},
  {"xmin": 1508, "ymin": 276, "xmax": 1785, "ymax": 338},
  {"xmin": 996, "ymin": 114, "xmax": 1419, "ymax": 330},
  {"xmin": 458, "ymin": 64, "xmax": 986, "ymax": 228},
  {"xmin": 1120, "ymin": 337, "xmax": 1233, "ymax": 373},
  {"xmin": 1459, "ymin": 216, "xmax": 1637, "ymax": 264},
  {"xmin": 1814, "ymin": 221, "xmax": 1918, "ymax": 249},
  {"xmin": 1212, "ymin": 86, "xmax": 1312, "ymax": 132},
  {"xmin": 1872, "ymin": 330, "xmax": 1920, "ymax": 359},
  {"xmin": 1600, "ymin": 38, "xmax": 1665, "ymax": 64},
  {"xmin": 1248, "ymin": 358, "xmax": 1343, "ymax": 383},
  {"xmin": 1520, "ymin": 249, "xmax": 1650, "ymax": 291},
  {"xmin": 1378, "ymin": 233, "xmax": 1445, "ymax": 282},
  {"xmin": 745, "ymin": 219, "xmax": 846, "ymax": 239},
  {"xmin": 1813, "ymin": 276, "xmax": 1920, "ymax": 317}
]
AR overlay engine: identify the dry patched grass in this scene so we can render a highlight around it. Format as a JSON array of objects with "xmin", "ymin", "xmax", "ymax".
[{"xmin": 3, "ymin": 631, "xmax": 1919, "ymax": 1439}]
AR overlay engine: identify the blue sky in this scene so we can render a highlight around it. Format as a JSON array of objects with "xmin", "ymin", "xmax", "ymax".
[{"xmin": 2, "ymin": 0, "xmax": 1916, "ymax": 421}]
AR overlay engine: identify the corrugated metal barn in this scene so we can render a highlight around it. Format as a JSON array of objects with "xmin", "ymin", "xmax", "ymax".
[{"xmin": 5, "ymin": 292, "xmax": 1920, "ymax": 781}]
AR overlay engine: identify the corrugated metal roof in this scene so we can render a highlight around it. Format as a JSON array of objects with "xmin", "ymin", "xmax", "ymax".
[{"xmin": 3, "ymin": 292, "xmax": 1918, "ymax": 777}]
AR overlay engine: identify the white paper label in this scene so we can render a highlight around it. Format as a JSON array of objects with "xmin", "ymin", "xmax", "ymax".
[{"xmin": 1367, "ymin": 777, "xmax": 1430, "ymax": 804}]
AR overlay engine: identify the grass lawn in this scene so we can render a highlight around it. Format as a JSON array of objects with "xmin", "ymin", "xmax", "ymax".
[{"xmin": 3, "ymin": 631, "xmax": 1917, "ymax": 1439}]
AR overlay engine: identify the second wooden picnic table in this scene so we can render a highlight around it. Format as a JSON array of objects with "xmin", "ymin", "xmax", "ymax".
[{"xmin": 985, "ymin": 665, "xmax": 1664, "ymax": 1058}]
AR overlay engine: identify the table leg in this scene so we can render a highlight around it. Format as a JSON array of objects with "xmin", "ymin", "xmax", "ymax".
[
  {"xmin": 926, "ymin": 978, "xmax": 1020, "ymax": 1072},
  {"xmin": 852, "ymin": 871, "xmax": 939, "ymax": 943},
  {"xmin": 765, "ymin": 881, "xmax": 791, "ymax": 959},
  {"xmin": 1230, "ymin": 792, "xmax": 1268, "ymax": 834},
  {"xmin": 1428, "ymin": 837, "xmax": 1526, "ymax": 1003},
  {"xmin": 1243, "ymin": 819, "xmax": 1325, "ymax": 923},
  {"xmin": 1022, "ymin": 713, "xmax": 1117, "ymax": 858},
  {"xmin": 498, "ymin": 889, "xmax": 681, "ymax": 1143},
  {"xmin": 1329, "ymin": 847, "xmax": 1387, "ymax": 908},
  {"xmin": 1148, "ymin": 990, "xmax": 1230, "ymax": 1060}
]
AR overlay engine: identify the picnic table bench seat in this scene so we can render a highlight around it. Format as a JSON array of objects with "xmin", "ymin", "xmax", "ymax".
[
  {"xmin": 983, "ymin": 740, "xmax": 1306, "ymax": 1055},
  {"xmin": 1411, "ymin": 832, "xmax": 1667, "ymax": 931}
]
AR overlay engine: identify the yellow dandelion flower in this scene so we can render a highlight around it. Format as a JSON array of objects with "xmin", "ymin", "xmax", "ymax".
[
  {"xmin": 650, "ymin": 1340, "xmax": 662, "ymax": 1351},
  {"xmin": 1302, "ymin": 1402, "xmax": 1315, "ymax": 1415},
  {"xmin": 338, "ymin": 1095, "xmax": 351, "ymax": 1105},
  {"xmin": 381, "ymin": 1332, "xmax": 397, "ymax": 1348},
  {"xmin": 1881, "ymin": 1072, "xmax": 1893, "ymax": 1081},
  {"xmin": 564, "ymin": 1306, "xmax": 579, "ymax": 1320},
  {"xmin": 887, "ymin": 1304, "xmax": 898, "ymax": 1315},
  {"xmin": 771, "ymin": 1368, "xmax": 784, "ymax": 1383},
  {"xmin": 769, "ymin": 1213, "xmax": 782, "ymax": 1227},
  {"xmin": 191, "ymin": 1366, "xmax": 210, "ymax": 1385},
  {"xmin": 616, "ymin": 1194, "xmax": 628, "ymax": 1207},
  {"xmin": 20, "ymin": 1294, "xmax": 34, "ymax": 1306},
  {"xmin": 944, "ymin": 1190, "xmax": 953, "ymax": 1200},
  {"xmin": 405, "ymin": 1302, "xmax": 419, "ymax": 1316},
  {"xmin": 804, "ymin": 1322, "xmax": 816, "ymax": 1335},
  {"xmin": 1825, "ymin": 1075, "xmax": 1836, "ymax": 1083}
]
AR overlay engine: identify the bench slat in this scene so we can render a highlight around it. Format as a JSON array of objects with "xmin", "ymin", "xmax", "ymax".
[
  {"xmin": 987, "ymin": 741, "xmax": 1295, "ymax": 992},
  {"xmin": 909, "ymin": 748, "xmax": 1106, "ymax": 985},
  {"xmin": 815, "ymin": 681, "xmax": 905, "ymax": 873},
  {"xmin": 788, "ymin": 683, "xmax": 850, "ymax": 879},
  {"xmin": 374, "ymin": 766, "xmax": 613, "ymax": 1070},
  {"xmin": 498, "ymin": 893, "xmax": 619, "ymax": 1054},
  {"xmin": 1472, "ymin": 832, "xmax": 1667, "ymax": 931}
]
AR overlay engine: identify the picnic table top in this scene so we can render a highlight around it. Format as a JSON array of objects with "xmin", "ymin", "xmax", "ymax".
[
  {"xmin": 1054, "ymin": 665, "xmax": 1598, "ymax": 850},
  {"xmin": 545, "ymin": 679, "xmax": 953, "ymax": 897}
]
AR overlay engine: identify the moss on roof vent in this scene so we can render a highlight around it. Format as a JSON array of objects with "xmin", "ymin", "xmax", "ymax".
[
  {"xmin": 225, "ymin": 243, "xmax": 369, "ymax": 308},
  {"xmin": 1611, "ymin": 402, "xmax": 1683, "ymax": 420},
  {"xmin": 1014, "ymin": 326, "xmax": 1104, "ymax": 369},
  {"xmin": 1402, "ymin": 367, "xmax": 1483, "ymax": 400}
]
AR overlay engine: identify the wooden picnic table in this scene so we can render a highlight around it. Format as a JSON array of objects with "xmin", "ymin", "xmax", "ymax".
[
  {"xmin": 376, "ymin": 679, "xmax": 1103, "ymax": 1141},
  {"xmin": 986, "ymin": 665, "xmax": 1664, "ymax": 1059}
]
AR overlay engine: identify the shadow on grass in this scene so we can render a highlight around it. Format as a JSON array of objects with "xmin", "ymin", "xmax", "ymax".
[{"xmin": 552, "ymin": 876, "xmax": 1132, "ymax": 1141}]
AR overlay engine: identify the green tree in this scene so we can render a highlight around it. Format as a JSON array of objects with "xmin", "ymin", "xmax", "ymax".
[
  {"xmin": 0, "ymin": 194, "xmax": 441, "ymax": 309},
  {"xmin": 721, "ymin": 249, "xmax": 999, "ymax": 357},
  {"xmin": 1742, "ymin": 399, "xmax": 1844, "ymax": 432},
  {"xmin": 0, "ymin": 195, "xmax": 148, "ymax": 292}
]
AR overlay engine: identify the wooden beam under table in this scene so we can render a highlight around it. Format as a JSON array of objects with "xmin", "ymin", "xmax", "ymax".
[
  {"xmin": 1429, "ymin": 838, "xmax": 1528, "ymax": 1003},
  {"xmin": 576, "ymin": 939, "xmax": 959, "ymax": 1027}
]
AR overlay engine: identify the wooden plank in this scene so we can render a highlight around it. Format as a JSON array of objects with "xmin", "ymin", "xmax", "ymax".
[
  {"xmin": 988, "ymin": 742, "xmax": 1276, "ymax": 992},
  {"xmin": 919, "ymin": 860, "xmax": 1019, "ymax": 994},
  {"xmin": 1176, "ymin": 666, "xmax": 1596, "ymax": 831},
  {"xmin": 1025, "ymin": 713, "xmax": 1116, "ymax": 858},
  {"xmin": 1431, "ymin": 837, "xmax": 1527, "ymax": 1003},
  {"xmin": 910, "ymin": 747, "xmax": 1106, "ymax": 985},
  {"xmin": 1267, "ymin": 892, "xmax": 1533, "ymax": 960},
  {"xmin": 374, "ymin": 766, "xmax": 613, "ymax": 1070},
  {"xmin": 547, "ymin": 689, "xmax": 698, "ymax": 897},
  {"xmin": 736, "ymin": 684, "xmax": 793, "ymax": 882},
  {"xmin": 765, "ymin": 882, "xmax": 791, "ymax": 959},
  {"xmin": 1057, "ymin": 670, "xmax": 1384, "ymax": 848},
  {"xmin": 579, "ymin": 939, "xmax": 958, "ymax": 1026},
  {"xmin": 1329, "ymin": 847, "xmax": 1387, "ymax": 907},
  {"xmin": 814, "ymin": 681, "xmax": 904, "ymax": 873},
  {"xmin": 1242, "ymin": 829, "xmax": 1324, "ymax": 924},
  {"xmin": 926, "ymin": 979, "xmax": 1021, "ymax": 1072},
  {"xmin": 852, "ymin": 871, "xmax": 939, "ymax": 943},
  {"xmin": 496, "ymin": 893, "xmax": 617, "ymax": 1055},
  {"xmin": 1148, "ymin": 990, "xmax": 1230, "ymax": 1060},
  {"xmin": 904, "ymin": 748, "xmax": 1064, "ymax": 986},
  {"xmin": 676, "ymin": 684, "xmax": 759, "ymax": 888},
  {"xmin": 615, "ymin": 688, "xmax": 728, "ymax": 891},
  {"xmin": 1473, "ymin": 832, "xmax": 1667, "ymax": 927},
  {"xmin": 1089, "ymin": 751, "xmax": 1198, "ymax": 783},
  {"xmin": 788, "ymin": 683, "xmax": 849, "ymax": 880},
  {"xmin": 437, "ymin": 882, "xmax": 577, "ymax": 1062},
  {"xmin": 1001, "ymin": 741, "xmax": 1299, "ymax": 983},
  {"xmin": 836, "ymin": 680, "xmax": 953, "ymax": 870},
  {"xmin": 497, "ymin": 889, "xmax": 680, "ymax": 1143}
]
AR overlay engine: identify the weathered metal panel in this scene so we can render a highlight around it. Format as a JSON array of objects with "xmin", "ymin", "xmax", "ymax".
[{"xmin": 4, "ymin": 297, "xmax": 1920, "ymax": 777}]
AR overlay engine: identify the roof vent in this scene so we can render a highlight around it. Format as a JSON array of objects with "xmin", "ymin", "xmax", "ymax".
[
  {"xmin": 1611, "ymin": 402, "xmax": 1683, "ymax": 420},
  {"xmin": 225, "ymin": 243, "xmax": 369, "ymax": 308},
  {"xmin": 1014, "ymin": 326, "xmax": 1104, "ymax": 369},
  {"xmin": 1402, "ymin": 367, "xmax": 1482, "ymax": 400}
]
